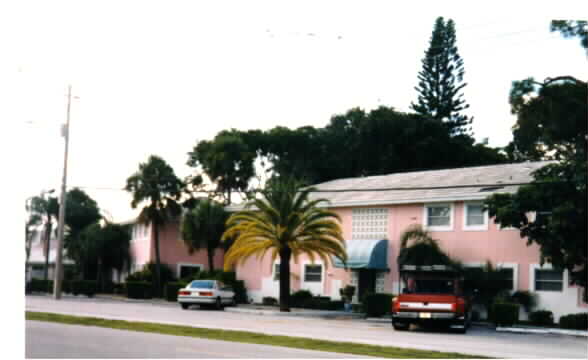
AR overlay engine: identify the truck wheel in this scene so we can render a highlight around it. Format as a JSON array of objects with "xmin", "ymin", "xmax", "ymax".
[{"xmin": 393, "ymin": 322, "xmax": 409, "ymax": 331}]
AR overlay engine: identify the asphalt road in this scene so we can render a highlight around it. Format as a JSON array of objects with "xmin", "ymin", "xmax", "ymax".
[
  {"xmin": 26, "ymin": 295, "xmax": 588, "ymax": 358},
  {"xmin": 26, "ymin": 321, "xmax": 368, "ymax": 358}
]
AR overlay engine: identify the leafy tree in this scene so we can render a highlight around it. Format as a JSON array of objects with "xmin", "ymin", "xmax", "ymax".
[
  {"xmin": 411, "ymin": 17, "xmax": 472, "ymax": 136},
  {"xmin": 64, "ymin": 188, "xmax": 101, "ymax": 237},
  {"xmin": 506, "ymin": 76, "xmax": 586, "ymax": 161},
  {"xmin": 487, "ymin": 69, "xmax": 587, "ymax": 296},
  {"xmin": 222, "ymin": 179, "xmax": 347, "ymax": 312},
  {"xmin": 550, "ymin": 20, "xmax": 587, "ymax": 53},
  {"xmin": 71, "ymin": 222, "xmax": 131, "ymax": 287},
  {"xmin": 29, "ymin": 195, "xmax": 59, "ymax": 280},
  {"xmin": 125, "ymin": 155, "xmax": 184, "ymax": 296},
  {"xmin": 187, "ymin": 130, "xmax": 256, "ymax": 204},
  {"xmin": 181, "ymin": 198, "xmax": 229, "ymax": 271}
]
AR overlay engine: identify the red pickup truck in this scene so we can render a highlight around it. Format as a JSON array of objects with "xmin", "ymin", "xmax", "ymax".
[{"xmin": 391, "ymin": 265, "xmax": 472, "ymax": 333}]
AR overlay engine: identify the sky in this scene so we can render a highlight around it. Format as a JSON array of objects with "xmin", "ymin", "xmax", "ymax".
[{"xmin": 4, "ymin": 1, "xmax": 587, "ymax": 223}]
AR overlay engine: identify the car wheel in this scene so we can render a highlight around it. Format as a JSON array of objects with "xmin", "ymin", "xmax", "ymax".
[
  {"xmin": 215, "ymin": 297, "xmax": 223, "ymax": 310},
  {"xmin": 392, "ymin": 322, "xmax": 409, "ymax": 331},
  {"xmin": 230, "ymin": 296, "xmax": 237, "ymax": 307},
  {"xmin": 181, "ymin": 303, "xmax": 190, "ymax": 310}
]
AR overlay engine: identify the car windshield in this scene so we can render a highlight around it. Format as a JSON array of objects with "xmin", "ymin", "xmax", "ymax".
[
  {"xmin": 189, "ymin": 280, "xmax": 214, "ymax": 289},
  {"xmin": 412, "ymin": 279, "xmax": 455, "ymax": 294}
]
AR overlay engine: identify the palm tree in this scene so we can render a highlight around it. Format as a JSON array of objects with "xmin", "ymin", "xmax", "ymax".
[
  {"xmin": 222, "ymin": 179, "xmax": 347, "ymax": 312},
  {"xmin": 30, "ymin": 195, "xmax": 59, "ymax": 280},
  {"xmin": 125, "ymin": 155, "xmax": 183, "ymax": 296},
  {"xmin": 397, "ymin": 224, "xmax": 453, "ymax": 267},
  {"xmin": 181, "ymin": 198, "xmax": 229, "ymax": 271}
]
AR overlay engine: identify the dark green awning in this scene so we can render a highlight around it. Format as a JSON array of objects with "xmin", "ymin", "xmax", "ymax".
[{"xmin": 333, "ymin": 239, "xmax": 388, "ymax": 270}]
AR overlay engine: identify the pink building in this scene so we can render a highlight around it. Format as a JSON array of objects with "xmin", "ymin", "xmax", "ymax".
[
  {"xmin": 229, "ymin": 161, "xmax": 586, "ymax": 320},
  {"xmin": 126, "ymin": 218, "xmax": 225, "ymax": 280}
]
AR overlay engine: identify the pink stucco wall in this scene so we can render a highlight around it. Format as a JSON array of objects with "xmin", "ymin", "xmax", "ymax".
[
  {"xmin": 157, "ymin": 220, "xmax": 225, "ymax": 271},
  {"xmin": 236, "ymin": 201, "xmax": 545, "ymax": 294},
  {"xmin": 129, "ymin": 221, "xmax": 224, "ymax": 275}
]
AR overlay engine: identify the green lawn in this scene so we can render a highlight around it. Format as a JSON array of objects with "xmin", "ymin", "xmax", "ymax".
[{"xmin": 26, "ymin": 311, "xmax": 488, "ymax": 359}]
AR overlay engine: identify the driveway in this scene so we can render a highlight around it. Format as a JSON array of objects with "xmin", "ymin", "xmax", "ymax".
[{"xmin": 25, "ymin": 295, "xmax": 588, "ymax": 358}]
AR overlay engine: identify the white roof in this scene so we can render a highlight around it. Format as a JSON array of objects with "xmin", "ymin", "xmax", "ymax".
[{"xmin": 307, "ymin": 161, "xmax": 553, "ymax": 208}]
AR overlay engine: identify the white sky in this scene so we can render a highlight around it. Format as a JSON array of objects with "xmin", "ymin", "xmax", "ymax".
[{"xmin": 3, "ymin": 1, "xmax": 587, "ymax": 223}]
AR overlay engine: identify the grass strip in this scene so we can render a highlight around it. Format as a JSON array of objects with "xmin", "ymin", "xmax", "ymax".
[{"xmin": 26, "ymin": 311, "xmax": 488, "ymax": 359}]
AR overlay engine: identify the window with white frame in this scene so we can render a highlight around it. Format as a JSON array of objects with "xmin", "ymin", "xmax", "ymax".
[
  {"xmin": 304, "ymin": 264, "xmax": 322, "ymax": 282},
  {"xmin": 535, "ymin": 268, "xmax": 563, "ymax": 291},
  {"xmin": 463, "ymin": 202, "xmax": 488, "ymax": 230},
  {"xmin": 424, "ymin": 203, "xmax": 453, "ymax": 230},
  {"xmin": 352, "ymin": 208, "xmax": 389, "ymax": 240}
]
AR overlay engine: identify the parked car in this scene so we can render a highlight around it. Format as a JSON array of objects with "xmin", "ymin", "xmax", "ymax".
[
  {"xmin": 391, "ymin": 265, "xmax": 473, "ymax": 333},
  {"xmin": 178, "ymin": 280, "xmax": 235, "ymax": 310}
]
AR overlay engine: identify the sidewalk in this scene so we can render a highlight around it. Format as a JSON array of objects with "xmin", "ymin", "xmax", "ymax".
[{"xmin": 42, "ymin": 293, "xmax": 588, "ymax": 337}]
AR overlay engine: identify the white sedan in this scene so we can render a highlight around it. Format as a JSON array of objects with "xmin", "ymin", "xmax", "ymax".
[{"xmin": 178, "ymin": 280, "xmax": 235, "ymax": 310}]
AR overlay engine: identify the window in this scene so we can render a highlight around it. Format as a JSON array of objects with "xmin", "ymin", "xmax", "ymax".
[
  {"xmin": 497, "ymin": 268, "xmax": 514, "ymax": 290},
  {"xmin": 464, "ymin": 203, "xmax": 488, "ymax": 230},
  {"xmin": 304, "ymin": 265, "xmax": 322, "ymax": 282},
  {"xmin": 535, "ymin": 269, "xmax": 563, "ymax": 291},
  {"xmin": 424, "ymin": 204, "xmax": 453, "ymax": 230},
  {"xmin": 352, "ymin": 208, "xmax": 388, "ymax": 240},
  {"xmin": 273, "ymin": 263, "xmax": 280, "ymax": 281},
  {"xmin": 178, "ymin": 264, "xmax": 202, "ymax": 279}
]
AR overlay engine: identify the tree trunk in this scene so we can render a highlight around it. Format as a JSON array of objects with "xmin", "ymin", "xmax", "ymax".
[
  {"xmin": 43, "ymin": 220, "xmax": 53, "ymax": 281},
  {"xmin": 207, "ymin": 247, "xmax": 215, "ymax": 272},
  {"xmin": 153, "ymin": 222, "xmax": 162, "ymax": 298},
  {"xmin": 279, "ymin": 248, "xmax": 292, "ymax": 312}
]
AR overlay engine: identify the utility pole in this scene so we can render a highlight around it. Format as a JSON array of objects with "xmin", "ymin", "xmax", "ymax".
[{"xmin": 53, "ymin": 85, "xmax": 72, "ymax": 300}]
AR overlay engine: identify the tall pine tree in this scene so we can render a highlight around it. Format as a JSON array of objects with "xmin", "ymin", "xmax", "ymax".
[{"xmin": 411, "ymin": 17, "xmax": 472, "ymax": 136}]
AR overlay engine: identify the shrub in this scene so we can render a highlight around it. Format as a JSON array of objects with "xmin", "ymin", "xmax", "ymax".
[
  {"xmin": 126, "ymin": 281, "xmax": 153, "ymax": 299},
  {"xmin": 491, "ymin": 302, "xmax": 519, "ymax": 327},
  {"xmin": 165, "ymin": 282, "xmax": 188, "ymax": 302},
  {"xmin": 291, "ymin": 290, "xmax": 314, "ymax": 308},
  {"xmin": 30, "ymin": 279, "xmax": 53, "ymax": 293},
  {"xmin": 126, "ymin": 262, "xmax": 176, "ymax": 296},
  {"xmin": 510, "ymin": 290, "xmax": 538, "ymax": 313},
  {"xmin": 529, "ymin": 310, "xmax": 554, "ymax": 326},
  {"xmin": 232, "ymin": 280, "xmax": 248, "ymax": 304},
  {"xmin": 62, "ymin": 280, "xmax": 72, "ymax": 294},
  {"xmin": 70, "ymin": 280, "xmax": 97, "ymax": 297},
  {"xmin": 363, "ymin": 293, "xmax": 394, "ymax": 317},
  {"xmin": 262, "ymin": 297, "xmax": 278, "ymax": 306},
  {"xmin": 559, "ymin": 313, "xmax": 588, "ymax": 330}
]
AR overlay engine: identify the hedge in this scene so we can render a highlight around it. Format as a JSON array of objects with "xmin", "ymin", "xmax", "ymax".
[
  {"xmin": 71, "ymin": 280, "xmax": 97, "ymax": 297},
  {"xmin": 491, "ymin": 302, "xmax": 519, "ymax": 327},
  {"xmin": 528, "ymin": 310, "xmax": 554, "ymax": 326},
  {"xmin": 262, "ymin": 297, "xmax": 278, "ymax": 306},
  {"xmin": 165, "ymin": 282, "xmax": 188, "ymax": 302},
  {"xmin": 291, "ymin": 290, "xmax": 314, "ymax": 308},
  {"xmin": 30, "ymin": 279, "xmax": 54, "ymax": 293},
  {"xmin": 363, "ymin": 293, "xmax": 394, "ymax": 317},
  {"xmin": 126, "ymin": 281, "xmax": 153, "ymax": 299},
  {"xmin": 559, "ymin": 313, "xmax": 588, "ymax": 330}
]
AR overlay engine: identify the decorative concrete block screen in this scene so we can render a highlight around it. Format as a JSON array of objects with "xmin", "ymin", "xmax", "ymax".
[{"xmin": 351, "ymin": 208, "xmax": 389, "ymax": 240}]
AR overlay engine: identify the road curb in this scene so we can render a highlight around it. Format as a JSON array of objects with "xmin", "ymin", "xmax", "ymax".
[
  {"xmin": 224, "ymin": 307, "xmax": 363, "ymax": 319},
  {"xmin": 496, "ymin": 326, "xmax": 588, "ymax": 337}
]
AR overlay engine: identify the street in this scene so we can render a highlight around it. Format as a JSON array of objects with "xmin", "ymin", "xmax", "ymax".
[
  {"xmin": 26, "ymin": 295, "xmax": 588, "ymax": 358},
  {"xmin": 26, "ymin": 321, "xmax": 369, "ymax": 358}
]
